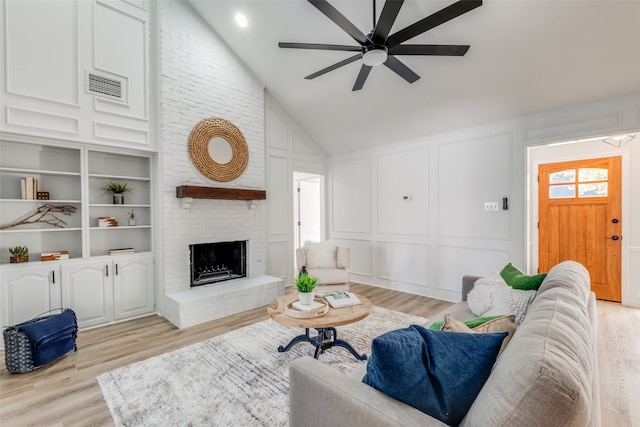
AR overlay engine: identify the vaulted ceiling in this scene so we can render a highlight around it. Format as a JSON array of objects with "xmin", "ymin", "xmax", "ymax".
[{"xmin": 187, "ymin": 0, "xmax": 640, "ymax": 156}]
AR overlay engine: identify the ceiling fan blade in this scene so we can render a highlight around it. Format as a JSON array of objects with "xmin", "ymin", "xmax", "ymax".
[
  {"xmin": 383, "ymin": 55, "xmax": 420, "ymax": 83},
  {"xmin": 389, "ymin": 44, "xmax": 470, "ymax": 56},
  {"xmin": 279, "ymin": 42, "xmax": 362, "ymax": 52},
  {"xmin": 372, "ymin": 0, "xmax": 404, "ymax": 44},
  {"xmin": 386, "ymin": 0, "xmax": 482, "ymax": 48},
  {"xmin": 352, "ymin": 65, "xmax": 373, "ymax": 91},
  {"xmin": 308, "ymin": 0, "xmax": 369, "ymax": 45},
  {"xmin": 305, "ymin": 53, "xmax": 362, "ymax": 80}
]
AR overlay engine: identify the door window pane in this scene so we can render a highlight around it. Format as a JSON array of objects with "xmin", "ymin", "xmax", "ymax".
[
  {"xmin": 549, "ymin": 185, "xmax": 576, "ymax": 198},
  {"xmin": 549, "ymin": 169, "xmax": 575, "ymax": 184},
  {"xmin": 578, "ymin": 183, "xmax": 608, "ymax": 197},
  {"xmin": 579, "ymin": 168, "xmax": 607, "ymax": 182}
]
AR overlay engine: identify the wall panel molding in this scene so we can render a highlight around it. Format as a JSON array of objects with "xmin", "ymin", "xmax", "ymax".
[
  {"xmin": 93, "ymin": 1, "xmax": 147, "ymax": 120},
  {"xmin": 4, "ymin": 0, "xmax": 79, "ymax": 107},
  {"xmin": 376, "ymin": 241, "xmax": 429, "ymax": 286},
  {"xmin": 6, "ymin": 106, "xmax": 80, "ymax": 135},
  {"xmin": 94, "ymin": 121, "xmax": 148, "ymax": 144}
]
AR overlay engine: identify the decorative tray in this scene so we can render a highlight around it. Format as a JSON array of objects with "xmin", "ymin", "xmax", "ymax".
[{"xmin": 284, "ymin": 298, "xmax": 329, "ymax": 318}]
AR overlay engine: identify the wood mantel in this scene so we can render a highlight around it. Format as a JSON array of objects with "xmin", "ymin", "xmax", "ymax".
[{"xmin": 176, "ymin": 185, "xmax": 266, "ymax": 200}]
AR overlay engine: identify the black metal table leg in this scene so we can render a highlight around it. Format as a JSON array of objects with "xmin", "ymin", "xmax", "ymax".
[
  {"xmin": 277, "ymin": 326, "xmax": 367, "ymax": 361},
  {"xmin": 278, "ymin": 328, "xmax": 313, "ymax": 353}
]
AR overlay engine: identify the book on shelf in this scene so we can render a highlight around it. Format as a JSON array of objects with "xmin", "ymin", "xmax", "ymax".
[
  {"xmin": 98, "ymin": 216, "xmax": 119, "ymax": 227},
  {"xmin": 109, "ymin": 248, "xmax": 135, "ymax": 255},
  {"xmin": 291, "ymin": 300, "xmax": 326, "ymax": 312},
  {"xmin": 23, "ymin": 176, "xmax": 38, "ymax": 200},
  {"xmin": 322, "ymin": 291, "xmax": 363, "ymax": 308},
  {"xmin": 41, "ymin": 251, "xmax": 70, "ymax": 261}
]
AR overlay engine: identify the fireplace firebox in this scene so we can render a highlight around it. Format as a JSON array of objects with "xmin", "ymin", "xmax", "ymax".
[{"xmin": 190, "ymin": 240, "xmax": 247, "ymax": 287}]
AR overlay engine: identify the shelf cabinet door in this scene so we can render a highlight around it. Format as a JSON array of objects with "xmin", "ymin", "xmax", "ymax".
[
  {"xmin": 61, "ymin": 261, "xmax": 113, "ymax": 328},
  {"xmin": 1, "ymin": 265, "xmax": 61, "ymax": 326},
  {"xmin": 113, "ymin": 254, "xmax": 154, "ymax": 320}
]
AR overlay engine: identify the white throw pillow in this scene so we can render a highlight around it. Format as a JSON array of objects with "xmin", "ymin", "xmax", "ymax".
[
  {"xmin": 482, "ymin": 287, "xmax": 537, "ymax": 325},
  {"xmin": 467, "ymin": 276, "xmax": 508, "ymax": 316},
  {"xmin": 303, "ymin": 241, "xmax": 337, "ymax": 268}
]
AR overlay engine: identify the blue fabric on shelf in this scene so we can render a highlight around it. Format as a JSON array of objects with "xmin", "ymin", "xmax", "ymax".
[
  {"xmin": 18, "ymin": 309, "xmax": 78, "ymax": 367},
  {"xmin": 362, "ymin": 325, "xmax": 507, "ymax": 427}
]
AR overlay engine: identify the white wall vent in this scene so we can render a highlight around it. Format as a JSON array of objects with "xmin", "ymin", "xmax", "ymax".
[{"xmin": 87, "ymin": 73, "xmax": 123, "ymax": 100}]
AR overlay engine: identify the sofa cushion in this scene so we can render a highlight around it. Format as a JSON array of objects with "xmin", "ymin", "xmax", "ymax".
[
  {"xmin": 500, "ymin": 262, "xmax": 547, "ymax": 290},
  {"xmin": 362, "ymin": 325, "xmax": 507, "ymax": 426}
]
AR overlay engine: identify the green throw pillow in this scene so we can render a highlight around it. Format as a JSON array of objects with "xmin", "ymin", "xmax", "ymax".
[
  {"xmin": 428, "ymin": 315, "xmax": 504, "ymax": 331},
  {"xmin": 500, "ymin": 263, "xmax": 547, "ymax": 291}
]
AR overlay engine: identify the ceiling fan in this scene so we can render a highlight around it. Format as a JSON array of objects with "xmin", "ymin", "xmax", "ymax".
[{"xmin": 279, "ymin": 0, "xmax": 482, "ymax": 91}]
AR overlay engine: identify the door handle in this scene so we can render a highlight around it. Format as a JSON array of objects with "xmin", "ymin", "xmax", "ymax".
[{"xmin": 609, "ymin": 235, "xmax": 620, "ymax": 241}]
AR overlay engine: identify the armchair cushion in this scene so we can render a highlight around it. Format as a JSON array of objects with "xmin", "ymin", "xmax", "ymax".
[{"xmin": 303, "ymin": 241, "xmax": 338, "ymax": 268}]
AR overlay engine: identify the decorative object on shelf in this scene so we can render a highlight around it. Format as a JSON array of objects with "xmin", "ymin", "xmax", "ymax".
[
  {"xmin": 188, "ymin": 117, "xmax": 249, "ymax": 182},
  {"xmin": 0, "ymin": 204, "xmax": 77, "ymax": 230},
  {"xmin": 128, "ymin": 210, "xmax": 136, "ymax": 226},
  {"xmin": 41, "ymin": 251, "xmax": 69, "ymax": 261},
  {"xmin": 102, "ymin": 181, "xmax": 131, "ymax": 204},
  {"xmin": 20, "ymin": 177, "xmax": 38, "ymax": 200},
  {"xmin": 36, "ymin": 192, "xmax": 50, "ymax": 200},
  {"xmin": 295, "ymin": 271, "xmax": 319, "ymax": 305},
  {"xmin": 109, "ymin": 247, "xmax": 135, "ymax": 256},
  {"xmin": 98, "ymin": 217, "xmax": 118, "ymax": 227},
  {"xmin": 8, "ymin": 246, "xmax": 29, "ymax": 263}
]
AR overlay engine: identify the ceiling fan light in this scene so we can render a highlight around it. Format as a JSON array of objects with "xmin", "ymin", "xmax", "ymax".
[
  {"xmin": 362, "ymin": 47, "xmax": 388, "ymax": 67},
  {"xmin": 603, "ymin": 134, "xmax": 636, "ymax": 147}
]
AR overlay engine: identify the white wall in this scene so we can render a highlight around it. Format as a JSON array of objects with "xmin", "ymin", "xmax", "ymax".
[
  {"xmin": 0, "ymin": 0, "xmax": 151, "ymax": 148},
  {"xmin": 157, "ymin": 0, "xmax": 266, "ymax": 316},
  {"xmin": 330, "ymin": 92, "xmax": 640, "ymax": 305},
  {"xmin": 265, "ymin": 95, "xmax": 327, "ymax": 287}
]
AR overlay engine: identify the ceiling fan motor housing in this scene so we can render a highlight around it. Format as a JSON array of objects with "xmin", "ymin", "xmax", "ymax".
[{"xmin": 362, "ymin": 45, "xmax": 388, "ymax": 66}]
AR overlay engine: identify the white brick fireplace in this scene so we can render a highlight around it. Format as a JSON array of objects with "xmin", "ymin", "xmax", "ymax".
[{"xmin": 158, "ymin": 0, "xmax": 283, "ymax": 328}]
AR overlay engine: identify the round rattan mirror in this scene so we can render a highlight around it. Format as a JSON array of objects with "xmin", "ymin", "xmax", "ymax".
[{"xmin": 188, "ymin": 118, "xmax": 249, "ymax": 182}]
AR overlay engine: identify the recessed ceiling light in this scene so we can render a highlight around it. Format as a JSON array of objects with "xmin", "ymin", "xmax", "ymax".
[{"xmin": 235, "ymin": 13, "xmax": 248, "ymax": 28}]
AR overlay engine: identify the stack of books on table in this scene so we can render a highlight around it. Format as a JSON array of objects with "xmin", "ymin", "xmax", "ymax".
[
  {"xmin": 98, "ymin": 217, "xmax": 118, "ymax": 227},
  {"xmin": 109, "ymin": 248, "xmax": 135, "ymax": 256},
  {"xmin": 41, "ymin": 251, "xmax": 70, "ymax": 261},
  {"xmin": 322, "ymin": 291, "xmax": 363, "ymax": 308}
]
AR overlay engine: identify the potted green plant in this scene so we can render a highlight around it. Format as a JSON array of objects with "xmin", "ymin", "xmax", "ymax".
[
  {"xmin": 295, "ymin": 271, "xmax": 318, "ymax": 305},
  {"xmin": 102, "ymin": 181, "xmax": 131, "ymax": 204},
  {"xmin": 9, "ymin": 246, "xmax": 29, "ymax": 263}
]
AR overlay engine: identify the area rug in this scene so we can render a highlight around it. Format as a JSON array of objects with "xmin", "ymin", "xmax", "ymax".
[{"xmin": 97, "ymin": 306, "xmax": 428, "ymax": 426}]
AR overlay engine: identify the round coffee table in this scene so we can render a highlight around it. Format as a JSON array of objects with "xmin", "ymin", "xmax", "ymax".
[{"xmin": 268, "ymin": 293, "xmax": 372, "ymax": 360}]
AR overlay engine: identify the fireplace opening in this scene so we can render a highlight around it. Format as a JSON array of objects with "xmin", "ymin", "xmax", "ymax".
[{"xmin": 190, "ymin": 240, "xmax": 247, "ymax": 287}]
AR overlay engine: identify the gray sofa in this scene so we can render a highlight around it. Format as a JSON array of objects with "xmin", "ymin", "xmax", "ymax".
[{"xmin": 289, "ymin": 260, "xmax": 600, "ymax": 426}]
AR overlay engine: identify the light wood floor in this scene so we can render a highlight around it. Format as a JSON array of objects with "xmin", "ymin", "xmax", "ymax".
[{"xmin": 0, "ymin": 283, "xmax": 638, "ymax": 426}]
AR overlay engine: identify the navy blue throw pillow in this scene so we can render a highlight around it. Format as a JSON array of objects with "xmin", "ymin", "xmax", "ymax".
[{"xmin": 362, "ymin": 325, "xmax": 507, "ymax": 426}]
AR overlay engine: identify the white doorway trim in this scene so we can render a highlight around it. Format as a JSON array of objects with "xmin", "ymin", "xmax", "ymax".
[
  {"xmin": 293, "ymin": 171, "xmax": 325, "ymax": 250},
  {"xmin": 526, "ymin": 134, "xmax": 634, "ymax": 303}
]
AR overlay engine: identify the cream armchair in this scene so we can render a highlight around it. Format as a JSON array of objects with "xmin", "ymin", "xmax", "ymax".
[{"xmin": 296, "ymin": 242, "xmax": 350, "ymax": 293}]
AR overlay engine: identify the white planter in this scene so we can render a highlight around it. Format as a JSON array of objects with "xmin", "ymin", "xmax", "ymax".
[{"xmin": 298, "ymin": 291, "xmax": 315, "ymax": 305}]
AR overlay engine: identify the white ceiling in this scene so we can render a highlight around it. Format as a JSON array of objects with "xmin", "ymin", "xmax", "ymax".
[{"xmin": 186, "ymin": 0, "xmax": 640, "ymax": 156}]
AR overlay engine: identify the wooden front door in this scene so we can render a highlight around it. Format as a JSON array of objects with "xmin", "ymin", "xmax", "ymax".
[{"xmin": 538, "ymin": 156, "xmax": 621, "ymax": 301}]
